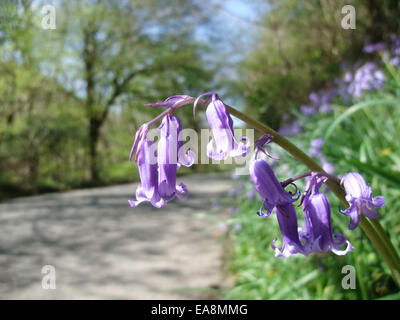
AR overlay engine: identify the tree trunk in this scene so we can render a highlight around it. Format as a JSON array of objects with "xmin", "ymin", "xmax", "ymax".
[
  {"xmin": 28, "ymin": 151, "xmax": 39, "ymax": 185},
  {"xmin": 89, "ymin": 117, "xmax": 101, "ymax": 182}
]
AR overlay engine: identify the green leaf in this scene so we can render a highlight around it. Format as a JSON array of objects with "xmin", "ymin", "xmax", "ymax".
[
  {"xmin": 269, "ymin": 269, "xmax": 320, "ymax": 300},
  {"xmin": 325, "ymin": 99, "xmax": 400, "ymax": 142}
]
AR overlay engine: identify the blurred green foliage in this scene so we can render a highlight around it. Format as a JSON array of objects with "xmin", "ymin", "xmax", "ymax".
[
  {"xmin": 0, "ymin": 0, "xmax": 214, "ymax": 199},
  {"xmin": 238, "ymin": 0, "xmax": 400, "ymax": 129}
]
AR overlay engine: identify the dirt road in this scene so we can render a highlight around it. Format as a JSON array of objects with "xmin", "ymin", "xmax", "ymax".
[{"xmin": 0, "ymin": 173, "xmax": 236, "ymax": 299}]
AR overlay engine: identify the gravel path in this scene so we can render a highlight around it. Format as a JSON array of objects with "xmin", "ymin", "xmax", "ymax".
[{"xmin": 0, "ymin": 173, "xmax": 235, "ymax": 299}]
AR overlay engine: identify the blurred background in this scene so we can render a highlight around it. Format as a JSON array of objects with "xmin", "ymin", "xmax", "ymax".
[{"xmin": 1, "ymin": 0, "xmax": 400, "ymax": 299}]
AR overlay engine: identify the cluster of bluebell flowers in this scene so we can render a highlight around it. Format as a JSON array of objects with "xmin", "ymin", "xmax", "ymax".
[
  {"xmin": 130, "ymin": 92, "xmax": 385, "ymax": 258},
  {"xmin": 250, "ymin": 137, "xmax": 384, "ymax": 257},
  {"xmin": 129, "ymin": 92, "xmax": 249, "ymax": 208}
]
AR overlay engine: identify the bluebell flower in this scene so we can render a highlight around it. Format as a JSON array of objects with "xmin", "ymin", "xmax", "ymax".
[
  {"xmin": 340, "ymin": 172, "xmax": 385, "ymax": 229},
  {"xmin": 157, "ymin": 115, "xmax": 190, "ymax": 201},
  {"xmin": 301, "ymin": 175, "xmax": 353, "ymax": 255},
  {"xmin": 129, "ymin": 138, "xmax": 167, "ymax": 208},
  {"xmin": 129, "ymin": 114, "xmax": 194, "ymax": 208},
  {"xmin": 249, "ymin": 159, "xmax": 300, "ymax": 218},
  {"xmin": 195, "ymin": 93, "xmax": 250, "ymax": 160},
  {"xmin": 272, "ymin": 202, "xmax": 310, "ymax": 258}
]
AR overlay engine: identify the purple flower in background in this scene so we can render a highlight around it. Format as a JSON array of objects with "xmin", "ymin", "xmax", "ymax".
[
  {"xmin": 271, "ymin": 203, "xmax": 310, "ymax": 258},
  {"xmin": 390, "ymin": 56, "xmax": 400, "ymax": 67},
  {"xmin": 363, "ymin": 42, "xmax": 386, "ymax": 53},
  {"xmin": 300, "ymin": 105, "xmax": 317, "ymax": 116},
  {"xmin": 308, "ymin": 138, "xmax": 335, "ymax": 173},
  {"xmin": 228, "ymin": 187, "xmax": 239, "ymax": 196},
  {"xmin": 157, "ymin": 115, "xmax": 189, "ymax": 201},
  {"xmin": 386, "ymin": 35, "xmax": 400, "ymax": 66},
  {"xmin": 300, "ymin": 175, "xmax": 353, "ymax": 255},
  {"xmin": 309, "ymin": 148, "xmax": 322, "ymax": 158},
  {"xmin": 321, "ymin": 159, "xmax": 335, "ymax": 175},
  {"xmin": 334, "ymin": 78, "xmax": 351, "ymax": 104},
  {"xmin": 309, "ymin": 92, "xmax": 319, "ymax": 104},
  {"xmin": 233, "ymin": 223, "xmax": 242, "ymax": 232},
  {"xmin": 311, "ymin": 138, "xmax": 324, "ymax": 149},
  {"xmin": 211, "ymin": 200, "xmax": 220, "ymax": 208},
  {"xmin": 348, "ymin": 62, "xmax": 385, "ymax": 98},
  {"xmin": 129, "ymin": 138, "xmax": 167, "ymax": 208},
  {"xmin": 217, "ymin": 222, "xmax": 228, "ymax": 233},
  {"xmin": 250, "ymin": 159, "xmax": 299, "ymax": 217},
  {"xmin": 309, "ymin": 138, "xmax": 324, "ymax": 158},
  {"xmin": 278, "ymin": 120, "xmax": 302, "ymax": 137},
  {"xmin": 340, "ymin": 173, "xmax": 385, "ymax": 229},
  {"xmin": 319, "ymin": 103, "xmax": 333, "ymax": 113},
  {"xmin": 230, "ymin": 206, "xmax": 238, "ymax": 214},
  {"xmin": 197, "ymin": 93, "xmax": 250, "ymax": 160},
  {"xmin": 391, "ymin": 35, "xmax": 400, "ymax": 48},
  {"xmin": 246, "ymin": 188, "xmax": 256, "ymax": 200},
  {"xmin": 306, "ymin": 90, "xmax": 335, "ymax": 115},
  {"xmin": 344, "ymin": 71, "xmax": 352, "ymax": 83}
]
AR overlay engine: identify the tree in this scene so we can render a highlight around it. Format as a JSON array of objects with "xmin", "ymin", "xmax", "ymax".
[{"xmin": 56, "ymin": 0, "xmax": 211, "ymax": 181}]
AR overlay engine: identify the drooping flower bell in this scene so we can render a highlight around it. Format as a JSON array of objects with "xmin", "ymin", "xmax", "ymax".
[
  {"xmin": 340, "ymin": 172, "xmax": 385, "ymax": 229},
  {"xmin": 249, "ymin": 159, "xmax": 299, "ymax": 217},
  {"xmin": 129, "ymin": 138, "xmax": 167, "ymax": 208},
  {"xmin": 301, "ymin": 174, "xmax": 353, "ymax": 255},
  {"xmin": 272, "ymin": 202, "xmax": 310, "ymax": 258},
  {"xmin": 157, "ymin": 114, "xmax": 193, "ymax": 201},
  {"xmin": 249, "ymin": 158, "xmax": 307, "ymax": 257},
  {"xmin": 128, "ymin": 113, "xmax": 196, "ymax": 208},
  {"xmin": 195, "ymin": 92, "xmax": 250, "ymax": 160}
]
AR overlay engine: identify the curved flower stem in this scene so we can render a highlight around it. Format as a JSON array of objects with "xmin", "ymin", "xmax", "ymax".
[
  {"xmin": 225, "ymin": 104, "xmax": 400, "ymax": 287},
  {"xmin": 281, "ymin": 171, "xmax": 341, "ymax": 188}
]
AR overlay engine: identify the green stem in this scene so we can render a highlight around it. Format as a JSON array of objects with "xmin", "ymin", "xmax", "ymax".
[
  {"xmin": 226, "ymin": 104, "xmax": 400, "ymax": 288},
  {"xmin": 370, "ymin": 219, "xmax": 400, "ymax": 269}
]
